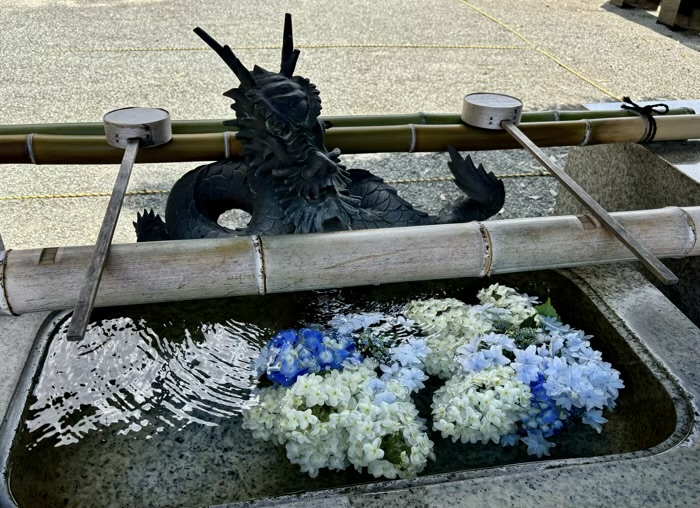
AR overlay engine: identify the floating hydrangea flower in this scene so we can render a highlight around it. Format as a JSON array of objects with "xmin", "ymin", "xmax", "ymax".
[
  {"xmin": 582, "ymin": 409, "xmax": 608, "ymax": 433},
  {"xmin": 243, "ymin": 359, "xmax": 433, "ymax": 479},
  {"xmin": 328, "ymin": 312, "xmax": 385, "ymax": 336},
  {"xmin": 404, "ymin": 298, "xmax": 493, "ymax": 378},
  {"xmin": 421, "ymin": 285, "xmax": 623, "ymax": 457},
  {"xmin": 522, "ymin": 429, "xmax": 557, "ymax": 457},
  {"xmin": 379, "ymin": 338, "xmax": 430, "ymax": 394},
  {"xmin": 456, "ymin": 336, "xmax": 511, "ymax": 374},
  {"xmin": 432, "ymin": 365, "xmax": 532, "ymax": 445},
  {"xmin": 519, "ymin": 373, "xmax": 568, "ymax": 446},
  {"xmin": 329, "ymin": 312, "xmax": 417, "ymax": 364},
  {"xmin": 257, "ymin": 328, "xmax": 359, "ymax": 387},
  {"xmin": 477, "ymin": 283, "xmax": 539, "ymax": 326},
  {"xmin": 511, "ymin": 345, "xmax": 543, "ymax": 384}
]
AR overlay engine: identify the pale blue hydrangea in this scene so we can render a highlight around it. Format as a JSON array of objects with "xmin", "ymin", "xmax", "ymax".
[
  {"xmin": 582, "ymin": 409, "xmax": 609, "ymax": 432},
  {"xmin": 522, "ymin": 429, "xmax": 556, "ymax": 457},
  {"xmin": 539, "ymin": 315, "xmax": 570, "ymax": 333},
  {"xmin": 329, "ymin": 312, "xmax": 385, "ymax": 336},
  {"xmin": 374, "ymin": 390, "xmax": 397, "ymax": 404},
  {"xmin": 379, "ymin": 338, "xmax": 430, "ymax": 393},
  {"xmin": 456, "ymin": 342, "xmax": 510, "ymax": 373},
  {"xmin": 511, "ymin": 345, "xmax": 543, "ymax": 384},
  {"xmin": 480, "ymin": 332, "xmax": 517, "ymax": 352},
  {"xmin": 396, "ymin": 367, "xmax": 428, "ymax": 392}
]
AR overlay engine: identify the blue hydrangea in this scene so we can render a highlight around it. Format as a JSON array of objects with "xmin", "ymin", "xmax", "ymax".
[
  {"xmin": 520, "ymin": 373, "xmax": 568, "ymax": 439},
  {"xmin": 260, "ymin": 328, "xmax": 359, "ymax": 387},
  {"xmin": 443, "ymin": 286, "xmax": 624, "ymax": 457},
  {"xmin": 500, "ymin": 433, "xmax": 520, "ymax": 447},
  {"xmin": 480, "ymin": 332, "xmax": 517, "ymax": 352}
]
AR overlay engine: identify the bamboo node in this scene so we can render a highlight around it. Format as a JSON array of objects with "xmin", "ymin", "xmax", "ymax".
[
  {"xmin": 408, "ymin": 124, "xmax": 417, "ymax": 153},
  {"xmin": 478, "ymin": 223, "xmax": 493, "ymax": 277},
  {"xmin": 0, "ymin": 250, "xmax": 17, "ymax": 316},
  {"xmin": 678, "ymin": 207, "xmax": 697, "ymax": 258},
  {"xmin": 26, "ymin": 133, "xmax": 37, "ymax": 164},
  {"xmin": 577, "ymin": 214, "xmax": 600, "ymax": 230},
  {"xmin": 252, "ymin": 235, "xmax": 267, "ymax": 295},
  {"xmin": 578, "ymin": 119, "xmax": 592, "ymax": 146}
]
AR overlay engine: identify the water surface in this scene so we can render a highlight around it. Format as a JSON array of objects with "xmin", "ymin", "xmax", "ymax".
[{"xmin": 7, "ymin": 276, "xmax": 678, "ymax": 508}]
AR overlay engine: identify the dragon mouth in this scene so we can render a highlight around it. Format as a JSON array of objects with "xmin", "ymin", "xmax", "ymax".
[
  {"xmin": 272, "ymin": 148, "xmax": 351, "ymax": 199},
  {"xmin": 272, "ymin": 146, "xmax": 362, "ymax": 233}
]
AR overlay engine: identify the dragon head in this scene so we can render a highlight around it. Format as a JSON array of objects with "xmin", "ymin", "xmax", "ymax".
[{"xmin": 194, "ymin": 15, "xmax": 360, "ymax": 233}]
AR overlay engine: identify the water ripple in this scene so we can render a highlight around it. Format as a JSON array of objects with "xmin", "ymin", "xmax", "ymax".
[{"xmin": 26, "ymin": 315, "xmax": 267, "ymax": 447}]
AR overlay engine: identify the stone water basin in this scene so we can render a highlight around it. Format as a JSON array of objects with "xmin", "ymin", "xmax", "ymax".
[{"xmin": 0, "ymin": 269, "xmax": 694, "ymax": 508}]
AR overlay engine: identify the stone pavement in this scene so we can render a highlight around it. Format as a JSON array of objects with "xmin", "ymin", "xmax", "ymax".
[{"xmin": 0, "ymin": 0, "xmax": 699, "ymax": 249}]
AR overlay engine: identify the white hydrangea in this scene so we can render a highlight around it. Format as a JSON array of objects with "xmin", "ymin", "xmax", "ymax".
[
  {"xmin": 477, "ymin": 283, "xmax": 539, "ymax": 326},
  {"xmin": 243, "ymin": 359, "xmax": 433, "ymax": 479},
  {"xmin": 404, "ymin": 298, "xmax": 493, "ymax": 379},
  {"xmin": 431, "ymin": 365, "xmax": 532, "ymax": 445}
]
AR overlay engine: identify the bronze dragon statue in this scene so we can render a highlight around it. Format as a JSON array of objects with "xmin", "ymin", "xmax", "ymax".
[{"xmin": 134, "ymin": 14, "xmax": 505, "ymax": 241}]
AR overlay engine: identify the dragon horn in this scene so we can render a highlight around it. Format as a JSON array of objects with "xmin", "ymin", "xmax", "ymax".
[
  {"xmin": 280, "ymin": 13, "xmax": 300, "ymax": 77},
  {"xmin": 193, "ymin": 27, "xmax": 256, "ymax": 88}
]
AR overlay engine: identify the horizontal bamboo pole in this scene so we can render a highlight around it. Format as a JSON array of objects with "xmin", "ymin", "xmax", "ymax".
[
  {"xmin": 0, "ymin": 108, "xmax": 694, "ymax": 136},
  {"xmin": 2, "ymin": 115, "xmax": 700, "ymax": 165},
  {"xmin": 1, "ymin": 206, "xmax": 697, "ymax": 315}
]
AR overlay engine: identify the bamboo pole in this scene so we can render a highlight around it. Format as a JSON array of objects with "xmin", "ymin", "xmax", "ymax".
[
  {"xmin": 1, "ymin": 206, "xmax": 696, "ymax": 315},
  {"xmin": 2, "ymin": 115, "xmax": 699, "ymax": 165},
  {"xmin": 0, "ymin": 108, "xmax": 694, "ymax": 136}
]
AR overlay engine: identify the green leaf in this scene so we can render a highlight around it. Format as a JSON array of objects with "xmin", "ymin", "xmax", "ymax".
[
  {"xmin": 519, "ymin": 315, "xmax": 538, "ymax": 329},
  {"xmin": 535, "ymin": 297, "xmax": 559, "ymax": 319}
]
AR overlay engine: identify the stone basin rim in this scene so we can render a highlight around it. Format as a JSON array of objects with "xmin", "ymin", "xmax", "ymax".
[{"xmin": 0, "ymin": 269, "xmax": 695, "ymax": 508}]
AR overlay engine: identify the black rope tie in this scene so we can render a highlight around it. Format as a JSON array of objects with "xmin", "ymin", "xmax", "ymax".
[{"xmin": 620, "ymin": 96, "xmax": 669, "ymax": 144}]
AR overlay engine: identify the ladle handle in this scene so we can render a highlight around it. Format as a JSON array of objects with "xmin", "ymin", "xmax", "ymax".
[
  {"xmin": 501, "ymin": 120, "xmax": 678, "ymax": 286},
  {"xmin": 67, "ymin": 138, "xmax": 140, "ymax": 340}
]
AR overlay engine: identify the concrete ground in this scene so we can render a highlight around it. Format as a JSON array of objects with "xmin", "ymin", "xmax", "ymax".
[{"xmin": 1, "ymin": 0, "xmax": 699, "ymax": 250}]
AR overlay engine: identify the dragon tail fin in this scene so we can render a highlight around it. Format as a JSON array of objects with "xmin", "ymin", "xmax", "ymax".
[
  {"xmin": 134, "ymin": 209, "xmax": 171, "ymax": 242},
  {"xmin": 446, "ymin": 146, "xmax": 505, "ymax": 220}
]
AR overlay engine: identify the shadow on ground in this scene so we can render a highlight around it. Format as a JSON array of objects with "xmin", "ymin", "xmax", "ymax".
[{"xmin": 602, "ymin": 1, "xmax": 700, "ymax": 52}]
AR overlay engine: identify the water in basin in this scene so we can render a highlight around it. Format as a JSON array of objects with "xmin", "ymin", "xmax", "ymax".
[{"xmin": 4, "ymin": 272, "xmax": 685, "ymax": 508}]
